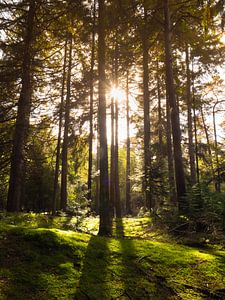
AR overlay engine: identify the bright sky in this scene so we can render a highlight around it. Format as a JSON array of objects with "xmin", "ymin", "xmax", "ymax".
[{"xmin": 106, "ymin": 86, "xmax": 138, "ymax": 145}]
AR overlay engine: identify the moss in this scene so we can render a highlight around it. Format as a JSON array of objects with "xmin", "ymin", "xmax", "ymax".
[{"xmin": 0, "ymin": 214, "xmax": 225, "ymax": 299}]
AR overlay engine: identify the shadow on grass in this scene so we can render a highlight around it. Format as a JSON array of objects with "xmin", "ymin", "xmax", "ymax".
[
  {"xmin": 74, "ymin": 219, "xmax": 178, "ymax": 299},
  {"xmin": 115, "ymin": 218, "xmax": 153, "ymax": 299},
  {"xmin": 0, "ymin": 228, "xmax": 84, "ymax": 299},
  {"xmin": 115, "ymin": 218, "xmax": 179, "ymax": 299},
  {"xmin": 74, "ymin": 235, "xmax": 110, "ymax": 299},
  {"xmin": 0, "ymin": 212, "xmax": 76, "ymax": 231}
]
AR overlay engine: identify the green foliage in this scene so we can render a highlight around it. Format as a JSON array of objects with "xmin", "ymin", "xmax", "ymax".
[{"xmin": 165, "ymin": 184, "xmax": 225, "ymax": 243}]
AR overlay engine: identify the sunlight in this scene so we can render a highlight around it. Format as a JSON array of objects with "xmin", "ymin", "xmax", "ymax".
[
  {"xmin": 109, "ymin": 86, "xmax": 126, "ymax": 102},
  {"xmin": 106, "ymin": 86, "xmax": 138, "ymax": 145}
]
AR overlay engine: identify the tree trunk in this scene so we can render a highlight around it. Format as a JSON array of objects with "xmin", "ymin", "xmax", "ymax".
[
  {"xmin": 191, "ymin": 65, "xmax": 200, "ymax": 184},
  {"xmin": 110, "ymin": 95, "xmax": 115, "ymax": 217},
  {"xmin": 213, "ymin": 104, "xmax": 221, "ymax": 192},
  {"xmin": 185, "ymin": 44, "xmax": 196, "ymax": 186},
  {"xmin": 52, "ymin": 39, "xmax": 68, "ymax": 215},
  {"xmin": 143, "ymin": 1, "xmax": 152, "ymax": 211},
  {"xmin": 126, "ymin": 71, "xmax": 132, "ymax": 215},
  {"xmin": 156, "ymin": 59, "xmax": 163, "ymax": 160},
  {"xmin": 200, "ymin": 106, "xmax": 215, "ymax": 187},
  {"xmin": 61, "ymin": 34, "xmax": 72, "ymax": 211},
  {"xmin": 114, "ymin": 42, "xmax": 121, "ymax": 218},
  {"xmin": 98, "ymin": 0, "xmax": 111, "ymax": 236},
  {"xmin": 166, "ymin": 93, "xmax": 176, "ymax": 205},
  {"xmin": 88, "ymin": 0, "xmax": 96, "ymax": 203},
  {"xmin": 95, "ymin": 133, "xmax": 100, "ymax": 214},
  {"xmin": 164, "ymin": 0, "xmax": 187, "ymax": 213},
  {"xmin": 7, "ymin": 0, "xmax": 36, "ymax": 212}
]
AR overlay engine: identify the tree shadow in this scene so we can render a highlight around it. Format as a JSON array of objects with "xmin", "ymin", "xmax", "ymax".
[
  {"xmin": 115, "ymin": 218, "xmax": 179, "ymax": 299},
  {"xmin": 0, "ymin": 228, "xmax": 85, "ymax": 299},
  {"xmin": 74, "ymin": 235, "xmax": 110, "ymax": 299}
]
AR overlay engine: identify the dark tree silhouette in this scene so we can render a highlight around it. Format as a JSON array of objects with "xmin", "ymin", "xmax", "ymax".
[
  {"xmin": 98, "ymin": 0, "xmax": 111, "ymax": 236},
  {"xmin": 7, "ymin": 0, "xmax": 36, "ymax": 212},
  {"xmin": 164, "ymin": 0, "xmax": 187, "ymax": 212}
]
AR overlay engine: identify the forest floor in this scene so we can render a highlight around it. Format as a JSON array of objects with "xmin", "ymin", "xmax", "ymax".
[{"xmin": 0, "ymin": 213, "xmax": 225, "ymax": 300}]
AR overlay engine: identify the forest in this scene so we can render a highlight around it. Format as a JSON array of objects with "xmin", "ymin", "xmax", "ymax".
[{"xmin": 0, "ymin": 0, "xmax": 225, "ymax": 299}]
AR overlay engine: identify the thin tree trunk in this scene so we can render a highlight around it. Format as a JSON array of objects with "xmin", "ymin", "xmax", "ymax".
[
  {"xmin": 166, "ymin": 93, "xmax": 176, "ymax": 204},
  {"xmin": 114, "ymin": 42, "xmax": 121, "ymax": 218},
  {"xmin": 61, "ymin": 34, "xmax": 72, "ymax": 211},
  {"xmin": 200, "ymin": 106, "xmax": 215, "ymax": 187},
  {"xmin": 7, "ymin": 0, "xmax": 36, "ymax": 212},
  {"xmin": 126, "ymin": 71, "xmax": 132, "ymax": 215},
  {"xmin": 110, "ymin": 96, "xmax": 115, "ymax": 217},
  {"xmin": 98, "ymin": 0, "xmax": 111, "ymax": 236},
  {"xmin": 143, "ymin": 1, "xmax": 152, "ymax": 210},
  {"xmin": 52, "ymin": 39, "xmax": 68, "ymax": 215},
  {"xmin": 164, "ymin": 0, "xmax": 187, "ymax": 213},
  {"xmin": 95, "ymin": 133, "xmax": 100, "ymax": 214},
  {"xmin": 185, "ymin": 43, "xmax": 196, "ymax": 185},
  {"xmin": 156, "ymin": 59, "xmax": 163, "ymax": 160},
  {"xmin": 191, "ymin": 62, "xmax": 200, "ymax": 184},
  {"xmin": 88, "ymin": 0, "xmax": 96, "ymax": 202},
  {"xmin": 213, "ymin": 104, "xmax": 221, "ymax": 192}
]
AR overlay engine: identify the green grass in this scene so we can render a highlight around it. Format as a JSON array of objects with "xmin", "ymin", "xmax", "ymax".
[{"xmin": 0, "ymin": 214, "xmax": 225, "ymax": 299}]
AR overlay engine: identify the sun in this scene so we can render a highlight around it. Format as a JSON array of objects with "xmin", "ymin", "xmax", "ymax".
[{"xmin": 109, "ymin": 86, "xmax": 126, "ymax": 102}]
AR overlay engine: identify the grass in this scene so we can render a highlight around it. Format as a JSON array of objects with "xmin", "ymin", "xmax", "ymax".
[{"xmin": 0, "ymin": 213, "xmax": 225, "ymax": 299}]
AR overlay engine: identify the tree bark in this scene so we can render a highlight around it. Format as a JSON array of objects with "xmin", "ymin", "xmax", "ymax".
[
  {"xmin": 143, "ymin": 1, "xmax": 152, "ymax": 211},
  {"xmin": 126, "ymin": 71, "xmax": 132, "ymax": 215},
  {"xmin": 185, "ymin": 43, "xmax": 196, "ymax": 186},
  {"xmin": 95, "ymin": 132, "xmax": 100, "ymax": 214},
  {"xmin": 7, "ymin": 0, "xmax": 36, "ymax": 212},
  {"xmin": 213, "ymin": 103, "xmax": 221, "ymax": 192},
  {"xmin": 191, "ymin": 64, "xmax": 200, "ymax": 184},
  {"xmin": 200, "ymin": 106, "xmax": 215, "ymax": 187},
  {"xmin": 88, "ymin": 0, "xmax": 96, "ymax": 203},
  {"xmin": 110, "ymin": 95, "xmax": 115, "ymax": 217},
  {"xmin": 52, "ymin": 39, "xmax": 68, "ymax": 215},
  {"xmin": 156, "ymin": 59, "xmax": 163, "ymax": 160},
  {"xmin": 98, "ymin": 0, "xmax": 111, "ymax": 236},
  {"xmin": 166, "ymin": 93, "xmax": 176, "ymax": 204},
  {"xmin": 114, "ymin": 42, "xmax": 121, "ymax": 218},
  {"xmin": 164, "ymin": 0, "xmax": 187, "ymax": 213},
  {"xmin": 61, "ymin": 34, "xmax": 72, "ymax": 211}
]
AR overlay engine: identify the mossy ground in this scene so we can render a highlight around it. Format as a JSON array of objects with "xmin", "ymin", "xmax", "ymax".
[{"xmin": 0, "ymin": 213, "xmax": 225, "ymax": 299}]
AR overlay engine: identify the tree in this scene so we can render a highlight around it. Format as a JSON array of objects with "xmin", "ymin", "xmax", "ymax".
[
  {"xmin": 126, "ymin": 71, "xmax": 132, "ymax": 215},
  {"xmin": 52, "ymin": 39, "xmax": 68, "ymax": 215},
  {"xmin": 163, "ymin": 0, "xmax": 187, "ymax": 213},
  {"xmin": 142, "ymin": 0, "xmax": 152, "ymax": 211},
  {"xmin": 114, "ymin": 42, "xmax": 122, "ymax": 218},
  {"xmin": 61, "ymin": 33, "xmax": 73, "ymax": 211},
  {"xmin": 87, "ymin": 0, "xmax": 96, "ymax": 203},
  {"xmin": 185, "ymin": 43, "xmax": 196, "ymax": 186},
  {"xmin": 98, "ymin": 0, "xmax": 111, "ymax": 236},
  {"xmin": 7, "ymin": 0, "xmax": 36, "ymax": 212}
]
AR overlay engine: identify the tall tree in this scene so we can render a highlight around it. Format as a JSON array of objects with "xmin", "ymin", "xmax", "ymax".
[
  {"xmin": 166, "ymin": 93, "xmax": 176, "ymax": 204},
  {"xmin": 114, "ymin": 41, "xmax": 122, "ymax": 218},
  {"xmin": 98, "ymin": 0, "xmax": 111, "ymax": 236},
  {"xmin": 7, "ymin": 0, "xmax": 36, "ymax": 212},
  {"xmin": 163, "ymin": 0, "xmax": 187, "ymax": 213},
  {"xmin": 142, "ymin": 1, "xmax": 152, "ymax": 210},
  {"xmin": 61, "ymin": 34, "xmax": 72, "ymax": 211},
  {"xmin": 185, "ymin": 43, "xmax": 196, "ymax": 185},
  {"xmin": 126, "ymin": 71, "xmax": 132, "ymax": 215},
  {"xmin": 110, "ymin": 95, "xmax": 115, "ymax": 216},
  {"xmin": 156, "ymin": 59, "xmax": 163, "ymax": 161},
  {"xmin": 88, "ymin": 0, "xmax": 96, "ymax": 202},
  {"xmin": 52, "ymin": 39, "xmax": 68, "ymax": 215}
]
